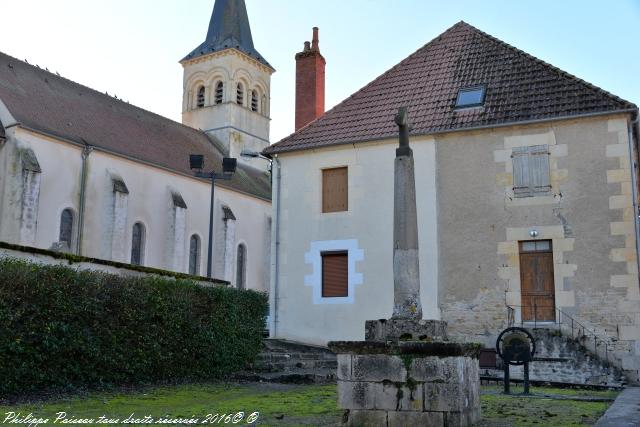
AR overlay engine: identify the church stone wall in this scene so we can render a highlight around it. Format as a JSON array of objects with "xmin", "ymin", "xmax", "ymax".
[
  {"xmin": 0, "ymin": 127, "xmax": 271, "ymax": 292},
  {"xmin": 436, "ymin": 114, "xmax": 640, "ymax": 384}
]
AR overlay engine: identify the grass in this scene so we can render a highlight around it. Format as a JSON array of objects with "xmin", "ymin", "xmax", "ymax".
[{"xmin": 0, "ymin": 383, "xmax": 617, "ymax": 426}]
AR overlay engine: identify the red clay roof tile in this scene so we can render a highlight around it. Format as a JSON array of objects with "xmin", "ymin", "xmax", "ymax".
[{"xmin": 265, "ymin": 22, "xmax": 636, "ymax": 155}]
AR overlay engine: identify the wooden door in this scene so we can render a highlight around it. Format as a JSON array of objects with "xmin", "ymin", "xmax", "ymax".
[{"xmin": 519, "ymin": 240, "xmax": 555, "ymax": 321}]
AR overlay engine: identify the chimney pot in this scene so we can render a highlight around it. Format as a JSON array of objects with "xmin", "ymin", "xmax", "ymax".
[
  {"xmin": 312, "ymin": 27, "xmax": 319, "ymax": 50},
  {"xmin": 304, "ymin": 41, "xmax": 311, "ymax": 51}
]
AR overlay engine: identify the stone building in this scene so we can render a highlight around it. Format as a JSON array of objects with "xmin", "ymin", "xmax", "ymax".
[
  {"xmin": 265, "ymin": 22, "xmax": 640, "ymax": 383},
  {"xmin": 0, "ymin": 0, "xmax": 273, "ymax": 290}
]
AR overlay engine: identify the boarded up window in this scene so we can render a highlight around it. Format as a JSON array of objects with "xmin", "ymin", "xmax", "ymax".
[
  {"xmin": 322, "ymin": 252, "xmax": 348, "ymax": 297},
  {"xmin": 197, "ymin": 86, "xmax": 205, "ymax": 108},
  {"xmin": 512, "ymin": 145, "xmax": 550, "ymax": 197},
  {"xmin": 215, "ymin": 82, "xmax": 224, "ymax": 104},
  {"xmin": 322, "ymin": 167, "xmax": 348, "ymax": 213}
]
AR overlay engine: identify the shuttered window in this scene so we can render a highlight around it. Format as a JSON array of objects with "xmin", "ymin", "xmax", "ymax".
[
  {"xmin": 322, "ymin": 252, "xmax": 348, "ymax": 297},
  {"xmin": 322, "ymin": 167, "xmax": 348, "ymax": 213},
  {"xmin": 512, "ymin": 145, "xmax": 551, "ymax": 197}
]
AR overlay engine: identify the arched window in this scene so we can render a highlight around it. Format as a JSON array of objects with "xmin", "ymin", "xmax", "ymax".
[
  {"xmin": 59, "ymin": 208, "xmax": 74, "ymax": 249},
  {"xmin": 196, "ymin": 86, "xmax": 205, "ymax": 108},
  {"xmin": 215, "ymin": 82, "xmax": 223, "ymax": 104},
  {"xmin": 250, "ymin": 90, "xmax": 259, "ymax": 112},
  {"xmin": 131, "ymin": 222, "xmax": 145, "ymax": 266},
  {"xmin": 189, "ymin": 234, "xmax": 201, "ymax": 276},
  {"xmin": 236, "ymin": 83, "xmax": 244, "ymax": 105},
  {"xmin": 236, "ymin": 243, "xmax": 246, "ymax": 290}
]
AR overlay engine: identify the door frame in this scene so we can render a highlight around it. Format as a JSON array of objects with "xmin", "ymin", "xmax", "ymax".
[{"xmin": 519, "ymin": 240, "xmax": 556, "ymax": 323}]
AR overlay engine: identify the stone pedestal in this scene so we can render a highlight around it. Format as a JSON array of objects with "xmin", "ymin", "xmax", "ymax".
[{"xmin": 329, "ymin": 321, "xmax": 482, "ymax": 427}]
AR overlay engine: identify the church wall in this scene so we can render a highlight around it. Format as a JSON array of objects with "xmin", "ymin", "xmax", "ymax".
[
  {"xmin": 435, "ymin": 114, "xmax": 640, "ymax": 384},
  {"xmin": 272, "ymin": 136, "xmax": 439, "ymax": 345},
  {"xmin": 1, "ymin": 128, "xmax": 271, "ymax": 292}
]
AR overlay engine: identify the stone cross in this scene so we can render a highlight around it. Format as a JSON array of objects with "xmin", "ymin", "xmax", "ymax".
[{"xmin": 392, "ymin": 107, "xmax": 422, "ymax": 319}]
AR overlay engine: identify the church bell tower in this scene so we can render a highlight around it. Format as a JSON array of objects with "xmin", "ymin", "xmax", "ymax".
[{"xmin": 181, "ymin": 0, "xmax": 274, "ymax": 170}]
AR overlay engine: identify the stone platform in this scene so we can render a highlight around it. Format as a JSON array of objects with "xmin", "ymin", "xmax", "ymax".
[{"xmin": 329, "ymin": 320, "xmax": 482, "ymax": 427}]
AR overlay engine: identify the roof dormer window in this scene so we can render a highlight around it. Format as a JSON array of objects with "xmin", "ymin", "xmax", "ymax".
[{"xmin": 455, "ymin": 85, "xmax": 486, "ymax": 108}]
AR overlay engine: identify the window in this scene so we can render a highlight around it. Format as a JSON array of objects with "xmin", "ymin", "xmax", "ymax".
[
  {"xmin": 59, "ymin": 208, "xmax": 74, "ymax": 249},
  {"xmin": 236, "ymin": 83, "xmax": 244, "ymax": 105},
  {"xmin": 512, "ymin": 145, "xmax": 551, "ymax": 197},
  {"xmin": 236, "ymin": 243, "xmax": 246, "ymax": 290},
  {"xmin": 215, "ymin": 82, "xmax": 223, "ymax": 104},
  {"xmin": 322, "ymin": 167, "xmax": 348, "ymax": 213},
  {"xmin": 189, "ymin": 234, "xmax": 201, "ymax": 276},
  {"xmin": 322, "ymin": 252, "xmax": 348, "ymax": 297},
  {"xmin": 197, "ymin": 86, "xmax": 205, "ymax": 108},
  {"xmin": 251, "ymin": 90, "xmax": 259, "ymax": 112},
  {"xmin": 455, "ymin": 85, "xmax": 486, "ymax": 108},
  {"xmin": 131, "ymin": 222, "xmax": 145, "ymax": 266}
]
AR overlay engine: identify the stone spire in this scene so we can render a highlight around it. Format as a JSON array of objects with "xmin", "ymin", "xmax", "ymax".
[{"xmin": 182, "ymin": 0, "xmax": 273, "ymax": 69}]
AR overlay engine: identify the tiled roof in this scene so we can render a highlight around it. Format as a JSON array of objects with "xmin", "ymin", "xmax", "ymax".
[
  {"xmin": 265, "ymin": 21, "xmax": 636, "ymax": 155},
  {"xmin": 0, "ymin": 52, "xmax": 270, "ymax": 201}
]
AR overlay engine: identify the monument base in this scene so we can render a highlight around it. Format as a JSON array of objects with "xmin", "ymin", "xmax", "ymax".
[
  {"xmin": 365, "ymin": 319, "xmax": 448, "ymax": 342},
  {"xmin": 329, "ymin": 322, "xmax": 482, "ymax": 427}
]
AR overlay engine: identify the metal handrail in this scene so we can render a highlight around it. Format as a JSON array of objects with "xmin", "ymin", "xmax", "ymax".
[{"xmin": 506, "ymin": 302, "xmax": 614, "ymax": 365}]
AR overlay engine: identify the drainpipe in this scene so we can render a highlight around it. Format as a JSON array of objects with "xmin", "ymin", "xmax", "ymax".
[
  {"xmin": 271, "ymin": 155, "xmax": 282, "ymax": 337},
  {"xmin": 76, "ymin": 144, "xmax": 93, "ymax": 255},
  {"xmin": 628, "ymin": 113, "xmax": 640, "ymax": 277}
]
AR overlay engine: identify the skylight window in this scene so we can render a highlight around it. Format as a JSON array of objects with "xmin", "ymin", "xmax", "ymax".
[{"xmin": 455, "ymin": 85, "xmax": 486, "ymax": 108}]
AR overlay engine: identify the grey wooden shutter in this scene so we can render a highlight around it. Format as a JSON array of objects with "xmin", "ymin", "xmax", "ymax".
[
  {"xmin": 512, "ymin": 146, "xmax": 531, "ymax": 197},
  {"xmin": 322, "ymin": 252, "xmax": 348, "ymax": 297},
  {"xmin": 529, "ymin": 145, "xmax": 551, "ymax": 194}
]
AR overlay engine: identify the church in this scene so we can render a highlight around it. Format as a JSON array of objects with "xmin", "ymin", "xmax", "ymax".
[{"xmin": 0, "ymin": 0, "xmax": 272, "ymax": 291}]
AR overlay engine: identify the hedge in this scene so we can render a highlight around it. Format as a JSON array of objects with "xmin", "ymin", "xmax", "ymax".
[{"xmin": 0, "ymin": 258, "xmax": 268, "ymax": 396}]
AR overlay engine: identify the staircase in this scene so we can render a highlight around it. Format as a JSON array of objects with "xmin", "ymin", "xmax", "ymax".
[
  {"xmin": 235, "ymin": 339, "xmax": 338, "ymax": 384},
  {"xmin": 501, "ymin": 306, "xmax": 626, "ymax": 387}
]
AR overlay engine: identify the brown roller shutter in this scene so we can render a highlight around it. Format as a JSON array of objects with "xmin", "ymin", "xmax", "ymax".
[
  {"xmin": 322, "ymin": 252, "xmax": 348, "ymax": 297},
  {"xmin": 322, "ymin": 167, "xmax": 348, "ymax": 213}
]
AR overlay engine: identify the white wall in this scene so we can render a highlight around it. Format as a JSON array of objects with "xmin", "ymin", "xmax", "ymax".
[
  {"xmin": 271, "ymin": 136, "xmax": 439, "ymax": 345},
  {"xmin": 0, "ymin": 127, "xmax": 271, "ymax": 292}
]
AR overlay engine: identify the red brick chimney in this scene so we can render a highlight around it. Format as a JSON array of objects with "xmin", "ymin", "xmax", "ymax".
[{"xmin": 295, "ymin": 27, "xmax": 325, "ymax": 131}]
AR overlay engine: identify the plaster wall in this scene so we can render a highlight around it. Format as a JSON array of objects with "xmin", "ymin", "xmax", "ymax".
[
  {"xmin": 272, "ymin": 137, "xmax": 439, "ymax": 345},
  {"xmin": 0, "ymin": 127, "xmax": 271, "ymax": 292}
]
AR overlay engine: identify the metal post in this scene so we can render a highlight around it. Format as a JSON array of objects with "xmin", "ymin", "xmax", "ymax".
[
  {"xmin": 534, "ymin": 299, "xmax": 537, "ymax": 329},
  {"xmin": 523, "ymin": 362, "xmax": 530, "ymax": 395},
  {"xmin": 206, "ymin": 175, "xmax": 215, "ymax": 278},
  {"xmin": 503, "ymin": 363, "xmax": 510, "ymax": 395}
]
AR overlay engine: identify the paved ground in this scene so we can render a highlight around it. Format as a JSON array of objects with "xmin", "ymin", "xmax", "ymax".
[{"xmin": 595, "ymin": 387, "xmax": 640, "ymax": 427}]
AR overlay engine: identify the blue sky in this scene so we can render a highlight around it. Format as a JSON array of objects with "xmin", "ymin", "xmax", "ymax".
[{"xmin": 1, "ymin": 0, "xmax": 638, "ymax": 142}]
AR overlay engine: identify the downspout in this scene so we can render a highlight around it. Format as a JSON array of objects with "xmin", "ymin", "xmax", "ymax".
[
  {"xmin": 628, "ymin": 112, "xmax": 640, "ymax": 277},
  {"xmin": 76, "ymin": 144, "xmax": 93, "ymax": 255},
  {"xmin": 272, "ymin": 155, "xmax": 281, "ymax": 337}
]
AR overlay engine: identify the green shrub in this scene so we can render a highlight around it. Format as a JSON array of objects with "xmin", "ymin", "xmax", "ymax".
[{"xmin": 0, "ymin": 258, "xmax": 267, "ymax": 396}]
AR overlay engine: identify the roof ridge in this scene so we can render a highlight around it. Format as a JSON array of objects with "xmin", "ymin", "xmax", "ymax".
[
  {"xmin": 0, "ymin": 50, "xmax": 210, "ymax": 140},
  {"xmin": 272, "ymin": 21, "xmax": 463, "ymax": 148},
  {"xmin": 461, "ymin": 21, "xmax": 636, "ymax": 109}
]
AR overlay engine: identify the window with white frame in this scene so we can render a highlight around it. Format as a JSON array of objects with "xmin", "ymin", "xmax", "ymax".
[{"xmin": 512, "ymin": 144, "xmax": 551, "ymax": 197}]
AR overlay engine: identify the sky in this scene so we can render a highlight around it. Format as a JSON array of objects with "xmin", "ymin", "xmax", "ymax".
[{"xmin": 1, "ymin": 0, "xmax": 638, "ymax": 143}]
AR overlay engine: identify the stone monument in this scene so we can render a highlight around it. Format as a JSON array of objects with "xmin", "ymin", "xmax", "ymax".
[{"xmin": 328, "ymin": 107, "xmax": 482, "ymax": 427}]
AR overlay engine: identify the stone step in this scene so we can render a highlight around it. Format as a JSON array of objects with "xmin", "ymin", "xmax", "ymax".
[
  {"xmin": 263, "ymin": 339, "xmax": 335, "ymax": 355},
  {"xmin": 252, "ymin": 359, "xmax": 338, "ymax": 373},
  {"xmin": 233, "ymin": 368, "xmax": 337, "ymax": 385},
  {"xmin": 255, "ymin": 351, "xmax": 336, "ymax": 363}
]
